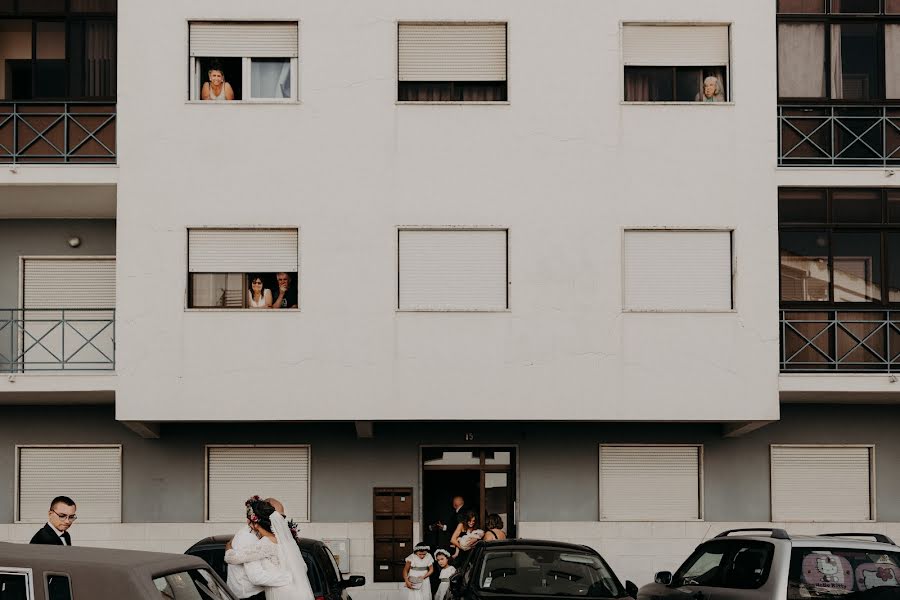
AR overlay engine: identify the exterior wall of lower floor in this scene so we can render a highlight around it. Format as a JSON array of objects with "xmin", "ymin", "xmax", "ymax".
[{"xmin": 1, "ymin": 404, "xmax": 899, "ymax": 591}]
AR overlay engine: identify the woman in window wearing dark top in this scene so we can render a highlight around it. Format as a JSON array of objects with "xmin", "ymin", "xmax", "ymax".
[{"xmin": 482, "ymin": 514, "xmax": 507, "ymax": 541}]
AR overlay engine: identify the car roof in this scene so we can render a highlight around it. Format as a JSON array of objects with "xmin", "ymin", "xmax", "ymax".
[
  {"xmin": 478, "ymin": 538, "xmax": 599, "ymax": 553},
  {"xmin": 700, "ymin": 534, "xmax": 900, "ymax": 552},
  {"xmin": 0, "ymin": 541, "xmax": 210, "ymax": 575}
]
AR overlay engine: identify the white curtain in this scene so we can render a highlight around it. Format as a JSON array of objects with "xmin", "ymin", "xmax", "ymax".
[
  {"xmin": 778, "ymin": 23, "xmax": 825, "ymax": 97},
  {"xmin": 830, "ymin": 25, "xmax": 843, "ymax": 100},
  {"xmin": 886, "ymin": 25, "xmax": 900, "ymax": 99},
  {"xmin": 251, "ymin": 60, "xmax": 291, "ymax": 99}
]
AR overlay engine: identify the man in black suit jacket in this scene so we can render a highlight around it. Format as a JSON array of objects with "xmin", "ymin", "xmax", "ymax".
[{"xmin": 30, "ymin": 496, "xmax": 76, "ymax": 546}]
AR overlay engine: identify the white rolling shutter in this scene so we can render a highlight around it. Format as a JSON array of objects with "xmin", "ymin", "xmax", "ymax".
[
  {"xmin": 188, "ymin": 229, "xmax": 299, "ymax": 273},
  {"xmin": 208, "ymin": 446, "xmax": 310, "ymax": 522},
  {"xmin": 18, "ymin": 446, "xmax": 121, "ymax": 523},
  {"xmin": 623, "ymin": 25, "xmax": 730, "ymax": 66},
  {"xmin": 624, "ymin": 230, "xmax": 732, "ymax": 311},
  {"xmin": 600, "ymin": 445, "xmax": 702, "ymax": 520},
  {"xmin": 771, "ymin": 446, "xmax": 873, "ymax": 521},
  {"xmin": 399, "ymin": 229, "xmax": 507, "ymax": 311},
  {"xmin": 399, "ymin": 23, "xmax": 507, "ymax": 81},
  {"xmin": 23, "ymin": 258, "xmax": 115, "ymax": 309},
  {"xmin": 190, "ymin": 22, "xmax": 299, "ymax": 58}
]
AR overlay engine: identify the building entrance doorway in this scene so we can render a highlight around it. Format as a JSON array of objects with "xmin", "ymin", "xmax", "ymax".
[{"xmin": 421, "ymin": 447, "xmax": 516, "ymax": 551}]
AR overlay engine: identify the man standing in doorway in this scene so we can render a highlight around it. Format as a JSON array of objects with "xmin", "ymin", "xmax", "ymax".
[{"xmin": 30, "ymin": 496, "xmax": 76, "ymax": 545}]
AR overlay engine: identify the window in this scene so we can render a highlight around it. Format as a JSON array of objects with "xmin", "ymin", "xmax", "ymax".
[
  {"xmin": 623, "ymin": 24, "xmax": 730, "ymax": 102},
  {"xmin": 16, "ymin": 445, "xmax": 121, "ymax": 522},
  {"xmin": 206, "ymin": 445, "xmax": 310, "ymax": 522},
  {"xmin": 623, "ymin": 230, "xmax": 733, "ymax": 311},
  {"xmin": 599, "ymin": 445, "xmax": 702, "ymax": 520},
  {"xmin": 672, "ymin": 540, "xmax": 774, "ymax": 590},
  {"xmin": 398, "ymin": 23, "xmax": 507, "ymax": 102},
  {"xmin": 779, "ymin": 188, "xmax": 900, "ymax": 304},
  {"xmin": 476, "ymin": 548, "xmax": 625, "ymax": 598},
  {"xmin": 397, "ymin": 229, "xmax": 508, "ymax": 311},
  {"xmin": 187, "ymin": 228, "xmax": 299, "ymax": 309},
  {"xmin": 153, "ymin": 570, "xmax": 231, "ymax": 600},
  {"xmin": 0, "ymin": 6, "xmax": 115, "ymax": 100},
  {"xmin": 0, "ymin": 571, "xmax": 31, "ymax": 600},
  {"xmin": 189, "ymin": 22, "xmax": 298, "ymax": 102},
  {"xmin": 788, "ymin": 547, "xmax": 900, "ymax": 598},
  {"xmin": 45, "ymin": 574, "xmax": 72, "ymax": 600},
  {"xmin": 770, "ymin": 445, "xmax": 874, "ymax": 521},
  {"xmin": 777, "ymin": 5, "xmax": 900, "ymax": 101}
]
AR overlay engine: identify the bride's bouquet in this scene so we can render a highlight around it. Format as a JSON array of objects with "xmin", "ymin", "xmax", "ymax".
[{"xmin": 458, "ymin": 529, "xmax": 485, "ymax": 550}]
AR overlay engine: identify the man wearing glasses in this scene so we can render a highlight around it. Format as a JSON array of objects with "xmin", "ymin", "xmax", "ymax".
[
  {"xmin": 270, "ymin": 272, "xmax": 297, "ymax": 309},
  {"xmin": 30, "ymin": 496, "xmax": 77, "ymax": 545}
]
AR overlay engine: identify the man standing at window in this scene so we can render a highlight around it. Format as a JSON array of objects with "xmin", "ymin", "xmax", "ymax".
[
  {"xmin": 270, "ymin": 272, "xmax": 297, "ymax": 309},
  {"xmin": 30, "ymin": 496, "xmax": 76, "ymax": 545}
]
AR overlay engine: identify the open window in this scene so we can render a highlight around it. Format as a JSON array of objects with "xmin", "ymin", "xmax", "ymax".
[{"xmin": 189, "ymin": 22, "xmax": 298, "ymax": 102}]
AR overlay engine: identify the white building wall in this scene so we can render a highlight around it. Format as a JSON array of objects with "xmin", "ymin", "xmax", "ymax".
[{"xmin": 115, "ymin": 0, "xmax": 779, "ymax": 422}]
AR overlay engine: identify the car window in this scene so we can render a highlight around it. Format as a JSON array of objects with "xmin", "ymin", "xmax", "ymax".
[
  {"xmin": 475, "ymin": 548, "xmax": 625, "ymax": 598},
  {"xmin": 674, "ymin": 541, "xmax": 774, "ymax": 590},
  {"xmin": 0, "ymin": 572, "xmax": 30, "ymax": 600},
  {"xmin": 788, "ymin": 547, "xmax": 900, "ymax": 598},
  {"xmin": 46, "ymin": 574, "xmax": 72, "ymax": 600},
  {"xmin": 302, "ymin": 550, "xmax": 324, "ymax": 595},
  {"xmin": 153, "ymin": 569, "xmax": 231, "ymax": 600}
]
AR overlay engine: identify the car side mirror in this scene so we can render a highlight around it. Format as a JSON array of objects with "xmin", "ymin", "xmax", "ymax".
[
  {"xmin": 341, "ymin": 575, "xmax": 365, "ymax": 588},
  {"xmin": 449, "ymin": 573, "xmax": 465, "ymax": 596},
  {"xmin": 625, "ymin": 580, "xmax": 639, "ymax": 598},
  {"xmin": 654, "ymin": 571, "xmax": 673, "ymax": 585}
]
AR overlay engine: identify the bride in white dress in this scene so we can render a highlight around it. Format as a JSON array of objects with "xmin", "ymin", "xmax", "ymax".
[{"xmin": 225, "ymin": 498, "xmax": 315, "ymax": 600}]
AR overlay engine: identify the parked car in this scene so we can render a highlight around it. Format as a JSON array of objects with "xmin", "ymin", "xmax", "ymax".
[
  {"xmin": 0, "ymin": 540, "xmax": 235, "ymax": 600},
  {"xmin": 637, "ymin": 528, "xmax": 900, "ymax": 600},
  {"xmin": 186, "ymin": 534, "xmax": 365, "ymax": 600},
  {"xmin": 448, "ymin": 539, "xmax": 638, "ymax": 600}
]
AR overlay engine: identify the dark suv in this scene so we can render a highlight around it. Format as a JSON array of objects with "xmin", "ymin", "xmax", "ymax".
[{"xmin": 186, "ymin": 535, "xmax": 364, "ymax": 600}]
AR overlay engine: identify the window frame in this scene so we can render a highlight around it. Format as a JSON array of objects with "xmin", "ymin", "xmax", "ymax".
[
  {"xmin": 776, "ymin": 9, "xmax": 900, "ymax": 104},
  {"xmin": 778, "ymin": 187, "xmax": 900, "ymax": 308},
  {"xmin": 0, "ymin": 568, "xmax": 34, "ymax": 600}
]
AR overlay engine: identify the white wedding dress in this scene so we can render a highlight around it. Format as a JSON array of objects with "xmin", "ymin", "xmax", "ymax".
[{"xmin": 269, "ymin": 512, "xmax": 316, "ymax": 600}]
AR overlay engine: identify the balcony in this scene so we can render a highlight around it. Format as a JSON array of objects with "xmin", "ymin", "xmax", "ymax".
[
  {"xmin": 778, "ymin": 105, "xmax": 900, "ymax": 167},
  {"xmin": 0, "ymin": 102, "xmax": 116, "ymax": 165},
  {"xmin": 0, "ymin": 308, "xmax": 115, "ymax": 372}
]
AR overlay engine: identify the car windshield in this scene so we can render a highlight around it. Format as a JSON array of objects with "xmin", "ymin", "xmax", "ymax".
[
  {"xmin": 153, "ymin": 568, "xmax": 232, "ymax": 600},
  {"xmin": 476, "ymin": 547, "xmax": 626, "ymax": 598},
  {"xmin": 788, "ymin": 547, "xmax": 900, "ymax": 599}
]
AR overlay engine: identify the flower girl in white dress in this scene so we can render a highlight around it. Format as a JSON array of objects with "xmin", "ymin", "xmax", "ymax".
[
  {"xmin": 404, "ymin": 544, "xmax": 434, "ymax": 600},
  {"xmin": 433, "ymin": 550, "xmax": 456, "ymax": 600}
]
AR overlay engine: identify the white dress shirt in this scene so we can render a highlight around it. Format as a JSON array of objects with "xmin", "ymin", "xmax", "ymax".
[
  {"xmin": 46, "ymin": 522, "xmax": 69, "ymax": 545},
  {"xmin": 227, "ymin": 527, "xmax": 265, "ymax": 598}
]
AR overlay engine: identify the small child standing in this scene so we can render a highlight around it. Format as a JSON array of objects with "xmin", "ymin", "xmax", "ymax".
[
  {"xmin": 404, "ymin": 543, "xmax": 434, "ymax": 600},
  {"xmin": 433, "ymin": 549, "xmax": 456, "ymax": 600}
]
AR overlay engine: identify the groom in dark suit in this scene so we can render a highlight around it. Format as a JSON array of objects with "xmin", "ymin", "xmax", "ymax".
[{"xmin": 30, "ymin": 496, "xmax": 76, "ymax": 546}]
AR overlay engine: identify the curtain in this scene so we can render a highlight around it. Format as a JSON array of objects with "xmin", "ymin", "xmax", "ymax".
[
  {"xmin": 777, "ymin": 0, "xmax": 825, "ymax": 12},
  {"xmin": 86, "ymin": 21, "xmax": 115, "ymax": 97},
  {"xmin": 830, "ymin": 25, "xmax": 843, "ymax": 100},
  {"xmin": 778, "ymin": 23, "xmax": 825, "ymax": 98},
  {"xmin": 886, "ymin": 25, "xmax": 900, "ymax": 99},
  {"xmin": 251, "ymin": 60, "xmax": 291, "ymax": 99},
  {"xmin": 625, "ymin": 71, "xmax": 651, "ymax": 101}
]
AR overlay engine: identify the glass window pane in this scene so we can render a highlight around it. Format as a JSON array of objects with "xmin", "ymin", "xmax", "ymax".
[
  {"xmin": 70, "ymin": 0, "xmax": 117, "ymax": 12},
  {"xmin": 251, "ymin": 58, "xmax": 291, "ymax": 99},
  {"xmin": 889, "ymin": 191, "xmax": 900, "ymax": 222},
  {"xmin": 780, "ymin": 232, "xmax": 831, "ymax": 302},
  {"xmin": 484, "ymin": 451, "xmax": 511, "ymax": 465},
  {"xmin": 831, "ymin": 0, "xmax": 880, "ymax": 12},
  {"xmin": 675, "ymin": 543, "xmax": 728, "ymax": 587},
  {"xmin": 19, "ymin": 0, "xmax": 66, "ymax": 13},
  {"xmin": 624, "ymin": 67, "xmax": 674, "ymax": 101},
  {"xmin": 0, "ymin": 574, "xmax": 28, "ymax": 600},
  {"xmin": 190, "ymin": 273, "xmax": 244, "ymax": 308},
  {"xmin": 779, "ymin": 189, "xmax": 827, "ymax": 223},
  {"xmin": 888, "ymin": 0, "xmax": 900, "ymax": 13},
  {"xmin": 778, "ymin": 0, "xmax": 826, "ymax": 12},
  {"xmin": 886, "ymin": 24, "xmax": 900, "ymax": 99},
  {"xmin": 153, "ymin": 570, "xmax": 231, "ymax": 600},
  {"xmin": 832, "ymin": 189, "xmax": 882, "ymax": 223},
  {"xmin": 676, "ymin": 68, "xmax": 702, "ymax": 101},
  {"xmin": 888, "ymin": 234, "xmax": 900, "ymax": 302},
  {"xmin": 832, "ymin": 232, "xmax": 881, "ymax": 302},
  {"xmin": 833, "ymin": 23, "xmax": 879, "ymax": 101},
  {"xmin": 0, "ymin": 0, "xmax": 15, "ymax": 14},
  {"xmin": 778, "ymin": 23, "xmax": 826, "ymax": 98},
  {"xmin": 422, "ymin": 450, "xmax": 480, "ymax": 466},
  {"xmin": 46, "ymin": 575, "xmax": 72, "ymax": 600},
  {"xmin": 0, "ymin": 20, "xmax": 32, "ymax": 99},
  {"xmin": 197, "ymin": 57, "xmax": 241, "ymax": 101},
  {"xmin": 36, "ymin": 21, "xmax": 64, "ymax": 59}
]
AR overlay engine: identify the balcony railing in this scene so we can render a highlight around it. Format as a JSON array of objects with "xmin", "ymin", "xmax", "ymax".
[
  {"xmin": 0, "ymin": 308, "xmax": 115, "ymax": 372},
  {"xmin": 781, "ymin": 309, "xmax": 900, "ymax": 373},
  {"xmin": 778, "ymin": 105, "xmax": 900, "ymax": 167},
  {"xmin": 0, "ymin": 102, "xmax": 116, "ymax": 164}
]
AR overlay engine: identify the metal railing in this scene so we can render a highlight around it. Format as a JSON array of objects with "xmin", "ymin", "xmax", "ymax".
[
  {"xmin": 0, "ymin": 102, "xmax": 116, "ymax": 164},
  {"xmin": 778, "ymin": 105, "xmax": 900, "ymax": 167},
  {"xmin": 0, "ymin": 308, "xmax": 115, "ymax": 372},
  {"xmin": 780, "ymin": 309, "xmax": 900, "ymax": 373}
]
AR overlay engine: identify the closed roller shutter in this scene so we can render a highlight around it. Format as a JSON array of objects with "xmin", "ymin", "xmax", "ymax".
[
  {"xmin": 399, "ymin": 229, "xmax": 507, "ymax": 310},
  {"xmin": 189, "ymin": 229, "xmax": 298, "ymax": 273},
  {"xmin": 23, "ymin": 258, "xmax": 115, "ymax": 309},
  {"xmin": 624, "ymin": 230, "xmax": 732, "ymax": 311},
  {"xmin": 18, "ymin": 446, "xmax": 121, "ymax": 523},
  {"xmin": 771, "ymin": 446, "xmax": 873, "ymax": 521},
  {"xmin": 190, "ymin": 22, "xmax": 299, "ymax": 58},
  {"xmin": 600, "ymin": 445, "xmax": 701, "ymax": 520},
  {"xmin": 623, "ymin": 25, "xmax": 730, "ymax": 66},
  {"xmin": 208, "ymin": 446, "xmax": 310, "ymax": 522},
  {"xmin": 399, "ymin": 23, "xmax": 507, "ymax": 81}
]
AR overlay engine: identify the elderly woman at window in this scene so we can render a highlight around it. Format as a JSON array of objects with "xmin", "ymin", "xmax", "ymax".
[
  {"xmin": 695, "ymin": 76, "xmax": 725, "ymax": 102},
  {"xmin": 201, "ymin": 59, "xmax": 235, "ymax": 101}
]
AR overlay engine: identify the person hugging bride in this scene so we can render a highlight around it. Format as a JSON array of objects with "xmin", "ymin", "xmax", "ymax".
[{"xmin": 225, "ymin": 496, "xmax": 315, "ymax": 600}]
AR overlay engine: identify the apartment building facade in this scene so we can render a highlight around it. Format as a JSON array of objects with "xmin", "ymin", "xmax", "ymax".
[{"xmin": 0, "ymin": 0, "xmax": 897, "ymax": 592}]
